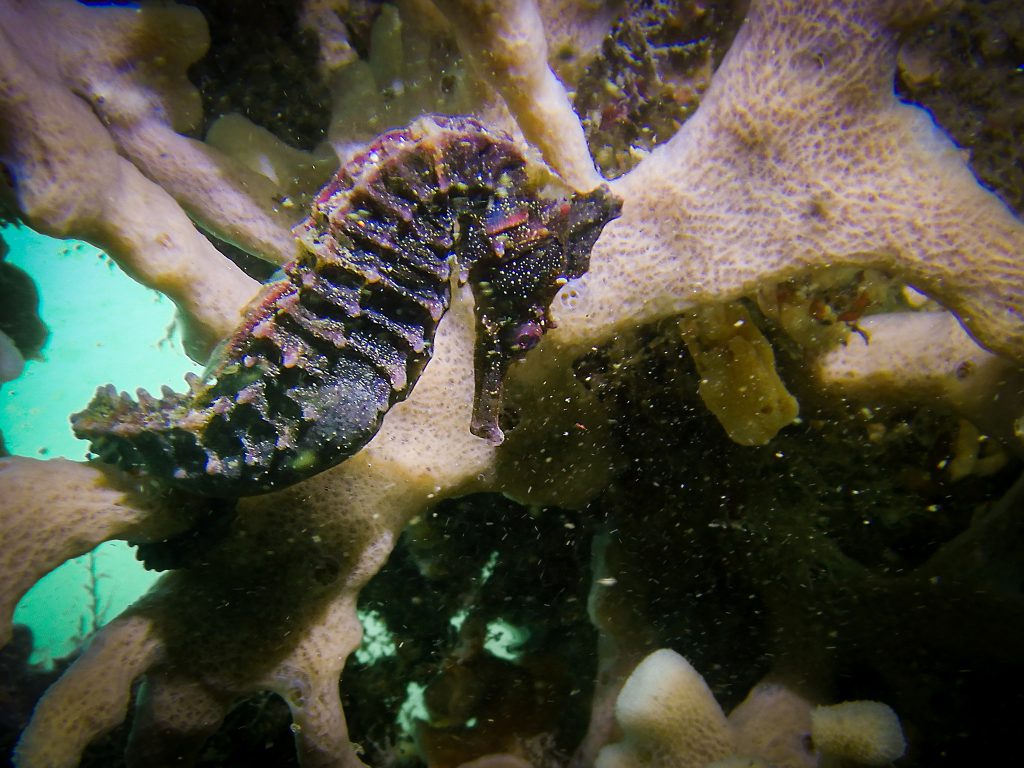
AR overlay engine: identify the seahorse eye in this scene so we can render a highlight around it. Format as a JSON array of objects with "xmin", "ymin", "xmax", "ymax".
[{"xmin": 506, "ymin": 320, "xmax": 544, "ymax": 353}]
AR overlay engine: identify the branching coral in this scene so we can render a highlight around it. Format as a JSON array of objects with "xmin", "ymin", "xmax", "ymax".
[
  {"xmin": 1, "ymin": 0, "xmax": 1023, "ymax": 767},
  {"xmin": 0, "ymin": 0, "xmax": 299, "ymax": 356},
  {"xmin": 555, "ymin": 0, "xmax": 1024, "ymax": 363}
]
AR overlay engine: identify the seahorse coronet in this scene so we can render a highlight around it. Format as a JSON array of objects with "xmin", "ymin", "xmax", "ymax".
[{"xmin": 71, "ymin": 115, "xmax": 622, "ymax": 496}]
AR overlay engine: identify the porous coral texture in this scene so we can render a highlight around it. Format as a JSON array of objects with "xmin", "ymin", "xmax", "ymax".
[
  {"xmin": 0, "ymin": 0, "xmax": 301, "ymax": 356},
  {"xmin": 2, "ymin": 0, "xmax": 1024, "ymax": 766},
  {"xmin": 0, "ymin": 458, "xmax": 200, "ymax": 648},
  {"xmin": 809, "ymin": 701, "xmax": 906, "ymax": 765},
  {"xmin": 556, "ymin": 0, "xmax": 1024, "ymax": 363},
  {"xmin": 594, "ymin": 648, "xmax": 733, "ymax": 768}
]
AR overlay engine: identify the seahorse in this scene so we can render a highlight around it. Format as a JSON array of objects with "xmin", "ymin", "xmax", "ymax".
[{"xmin": 71, "ymin": 116, "xmax": 621, "ymax": 496}]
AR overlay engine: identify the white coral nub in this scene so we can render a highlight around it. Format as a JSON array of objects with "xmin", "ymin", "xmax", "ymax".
[
  {"xmin": 598, "ymin": 649, "xmax": 907, "ymax": 768},
  {"xmin": 810, "ymin": 701, "xmax": 907, "ymax": 766}
]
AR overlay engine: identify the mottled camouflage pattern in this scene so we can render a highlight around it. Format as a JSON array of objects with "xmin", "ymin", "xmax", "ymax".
[{"xmin": 71, "ymin": 116, "xmax": 621, "ymax": 495}]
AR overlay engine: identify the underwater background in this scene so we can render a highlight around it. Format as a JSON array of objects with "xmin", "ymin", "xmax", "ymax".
[{"xmin": 1, "ymin": 225, "xmax": 196, "ymax": 665}]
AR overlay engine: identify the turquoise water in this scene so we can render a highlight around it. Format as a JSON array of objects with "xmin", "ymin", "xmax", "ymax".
[{"xmin": 1, "ymin": 224, "xmax": 202, "ymax": 665}]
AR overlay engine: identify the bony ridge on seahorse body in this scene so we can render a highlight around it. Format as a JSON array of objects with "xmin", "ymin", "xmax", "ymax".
[{"xmin": 71, "ymin": 115, "xmax": 622, "ymax": 496}]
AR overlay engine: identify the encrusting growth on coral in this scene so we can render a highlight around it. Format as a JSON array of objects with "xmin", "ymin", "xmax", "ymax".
[
  {"xmin": 678, "ymin": 302, "xmax": 799, "ymax": 445},
  {"xmin": 1, "ymin": 0, "xmax": 1023, "ymax": 766},
  {"xmin": 572, "ymin": 0, "xmax": 744, "ymax": 179}
]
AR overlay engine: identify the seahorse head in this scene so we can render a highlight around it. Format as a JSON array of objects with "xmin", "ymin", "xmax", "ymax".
[{"xmin": 465, "ymin": 184, "xmax": 621, "ymax": 444}]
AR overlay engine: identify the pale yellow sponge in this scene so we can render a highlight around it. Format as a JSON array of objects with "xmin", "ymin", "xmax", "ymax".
[
  {"xmin": 679, "ymin": 303, "xmax": 799, "ymax": 446},
  {"xmin": 810, "ymin": 701, "xmax": 906, "ymax": 765},
  {"xmin": 595, "ymin": 649, "xmax": 733, "ymax": 768}
]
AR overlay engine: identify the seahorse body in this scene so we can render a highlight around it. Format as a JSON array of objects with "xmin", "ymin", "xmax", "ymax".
[{"xmin": 71, "ymin": 116, "xmax": 621, "ymax": 496}]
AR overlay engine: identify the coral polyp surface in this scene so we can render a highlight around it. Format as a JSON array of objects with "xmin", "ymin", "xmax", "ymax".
[{"xmin": 1, "ymin": 0, "xmax": 1023, "ymax": 767}]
